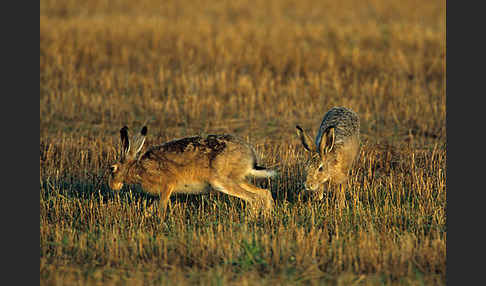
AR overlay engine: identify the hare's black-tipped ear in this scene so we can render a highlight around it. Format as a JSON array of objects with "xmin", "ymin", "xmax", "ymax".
[
  {"xmin": 135, "ymin": 126, "xmax": 147, "ymax": 155},
  {"xmin": 126, "ymin": 126, "xmax": 147, "ymax": 160},
  {"xmin": 319, "ymin": 127, "xmax": 335, "ymax": 155},
  {"xmin": 120, "ymin": 126, "xmax": 130, "ymax": 156},
  {"xmin": 296, "ymin": 125, "xmax": 316, "ymax": 152}
]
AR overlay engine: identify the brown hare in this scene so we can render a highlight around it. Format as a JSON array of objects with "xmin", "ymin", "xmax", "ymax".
[
  {"xmin": 108, "ymin": 126, "xmax": 276, "ymax": 212},
  {"xmin": 296, "ymin": 107, "xmax": 360, "ymax": 202}
]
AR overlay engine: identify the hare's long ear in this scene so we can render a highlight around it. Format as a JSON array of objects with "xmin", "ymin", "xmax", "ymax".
[
  {"xmin": 120, "ymin": 126, "xmax": 130, "ymax": 159},
  {"xmin": 296, "ymin": 125, "xmax": 316, "ymax": 152},
  {"xmin": 318, "ymin": 127, "xmax": 335, "ymax": 155},
  {"xmin": 127, "ymin": 126, "xmax": 147, "ymax": 160}
]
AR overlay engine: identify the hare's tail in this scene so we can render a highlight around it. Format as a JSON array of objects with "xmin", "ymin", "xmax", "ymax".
[{"xmin": 248, "ymin": 165, "xmax": 277, "ymax": 178}]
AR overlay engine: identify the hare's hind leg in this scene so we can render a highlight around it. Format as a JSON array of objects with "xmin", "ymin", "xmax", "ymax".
[
  {"xmin": 210, "ymin": 177, "xmax": 260, "ymax": 208},
  {"xmin": 239, "ymin": 182, "xmax": 274, "ymax": 210}
]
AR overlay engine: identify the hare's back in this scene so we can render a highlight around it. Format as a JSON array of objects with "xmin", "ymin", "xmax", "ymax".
[
  {"xmin": 316, "ymin": 107, "xmax": 360, "ymax": 146},
  {"xmin": 147, "ymin": 134, "xmax": 248, "ymax": 159}
]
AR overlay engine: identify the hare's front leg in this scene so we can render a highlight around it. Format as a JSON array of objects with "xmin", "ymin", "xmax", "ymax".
[
  {"xmin": 143, "ymin": 185, "xmax": 174, "ymax": 217},
  {"xmin": 335, "ymin": 183, "xmax": 347, "ymax": 210},
  {"xmin": 314, "ymin": 184, "xmax": 325, "ymax": 201},
  {"xmin": 158, "ymin": 185, "xmax": 174, "ymax": 215}
]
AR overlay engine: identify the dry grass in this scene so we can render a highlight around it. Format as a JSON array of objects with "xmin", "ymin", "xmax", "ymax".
[{"xmin": 40, "ymin": 0, "xmax": 445, "ymax": 285}]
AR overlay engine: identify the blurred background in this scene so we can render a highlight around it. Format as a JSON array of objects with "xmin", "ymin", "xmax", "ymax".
[{"xmin": 40, "ymin": 0, "xmax": 445, "ymax": 147}]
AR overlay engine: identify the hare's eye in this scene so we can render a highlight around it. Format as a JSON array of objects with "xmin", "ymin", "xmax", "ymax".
[
  {"xmin": 318, "ymin": 165, "xmax": 323, "ymax": 172},
  {"xmin": 110, "ymin": 165, "xmax": 118, "ymax": 173}
]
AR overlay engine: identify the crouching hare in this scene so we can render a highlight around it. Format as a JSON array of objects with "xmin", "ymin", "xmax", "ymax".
[
  {"xmin": 296, "ymin": 107, "xmax": 360, "ymax": 203},
  {"xmin": 108, "ymin": 126, "xmax": 276, "ymax": 213}
]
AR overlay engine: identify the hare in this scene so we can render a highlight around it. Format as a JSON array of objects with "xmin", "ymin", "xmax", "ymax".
[
  {"xmin": 296, "ymin": 107, "xmax": 360, "ymax": 202},
  {"xmin": 108, "ymin": 126, "xmax": 276, "ymax": 213}
]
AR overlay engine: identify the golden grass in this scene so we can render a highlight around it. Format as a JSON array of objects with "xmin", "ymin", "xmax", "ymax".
[{"xmin": 40, "ymin": 0, "xmax": 445, "ymax": 284}]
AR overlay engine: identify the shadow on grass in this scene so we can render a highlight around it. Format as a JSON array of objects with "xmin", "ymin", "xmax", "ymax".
[
  {"xmin": 40, "ymin": 172, "xmax": 159, "ymax": 206},
  {"xmin": 40, "ymin": 161, "xmax": 311, "ymax": 211},
  {"xmin": 40, "ymin": 173, "xmax": 250, "ymax": 211},
  {"xmin": 259, "ymin": 161, "xmax": 316, "ymax": 204}
]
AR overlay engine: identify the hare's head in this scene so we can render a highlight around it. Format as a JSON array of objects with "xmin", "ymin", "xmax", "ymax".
[
  {"xmin": 296, "ymin": 125, "xmax": 337, "ymax": 192},
  {"xmin": 108, "ymin": 126, "xmax": 147, "ymax": 191}
]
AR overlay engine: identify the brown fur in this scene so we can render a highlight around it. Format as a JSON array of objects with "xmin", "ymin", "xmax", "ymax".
[
  {"xmin": 108, "ymin": 127, "xmax": 275, "ymax": 212},
  {"xmin": 296, "ymin": 107, "xmax": 360, "ymax": 200}
]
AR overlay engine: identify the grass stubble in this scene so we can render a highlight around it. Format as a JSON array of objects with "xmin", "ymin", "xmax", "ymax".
[{"xmin": 40, "ymin": 0, "xmax": 445, "ymax": 285}]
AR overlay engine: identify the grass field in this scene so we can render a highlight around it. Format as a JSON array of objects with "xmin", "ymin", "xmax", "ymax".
[{"xmin": 40, "ymin": 0, "xmax": 446, "ymax": 284}]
